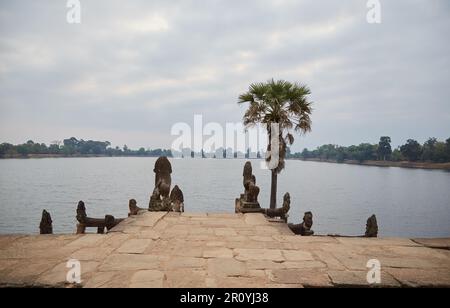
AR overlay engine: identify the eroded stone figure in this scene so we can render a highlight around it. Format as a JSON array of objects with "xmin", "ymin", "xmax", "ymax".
[
  {"xmin": 149, "ymin": 185, "xmax": 172, "ymax": 211},
  {"xmin": 153, "ymin": 156, "xmax": 172, "ymax": 197},
  {"xmin": 149, "ymin": 156, "xmax": 177, "ymax": 212},
  {"xmin": 289, "ymin": 211, "xmax": 314, "ymax": 236},
  {"xmin": 76, "ymin": 200, "xmax": 123, "ymax": 234},
  {"xmin": 39, "ymin": 209, "xmax": 53, "ymax": 234},
  {"xmin": 265, "ymin": 192, "xmax": 291, "ymax": 222},
  {"xmin": 76, "ymin": 201, "xmax": 88, "ymax": 225},
  {"xmin": 365, "ymin": 214, "xmax": 378, "ymax": 237},
  {"xmin": 105, "ymin": 215, "xmax": 118, "ymax": 231},
  {"xmin": 148, "ymin": 157, "xmax": 186, "ymax": 212},
  {"xmin": 243, "ymin": 162, "xmax": 260, "ymax": 203},
  {"xmin": 149, "ymin": 182, "xmax": 173, "ymax": 212},
  {"xmin": 76, "ymin": 200, "xmax": 91, "ymax": 234},
  {"xmin": 128, "ymin": 199, "xmax": 145, "ymax": 216},
  {"xmin": 170, "ymin": 185, "xmax": 184, "ymax": 212},
  {"xmin": 236, "ymin": 161, "xmax": 261, "ymax": 213}
]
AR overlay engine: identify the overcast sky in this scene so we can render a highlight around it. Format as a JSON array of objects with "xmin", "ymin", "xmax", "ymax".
[{"xmin": 0, "ymin": 0, "xmax": 449, "ymax": 152}]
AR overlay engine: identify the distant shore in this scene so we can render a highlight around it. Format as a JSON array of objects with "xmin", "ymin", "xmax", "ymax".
[
  {"xmin": 293, "ymin": 158, "xmax": 450, "ymax": 170},
  {"xmin": 2, "ymin": 154, "xmax": 450, "ymax": 170}
]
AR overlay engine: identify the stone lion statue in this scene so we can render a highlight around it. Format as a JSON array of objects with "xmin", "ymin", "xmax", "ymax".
[
  {"xmin": 153, "ymin": 156, "xmax": 172, "ymax": 197},
  {"xmin": 170, "ymin": 185, "xmax": 184, "ymax": 212},
  {"xmin": 265, "ymin": 192, "xmax": 290, "ymax": 222},
  {"xmin": 76, "ymin": 201, "xmax": 87, "ymax": 224},
  {"xmin": 289, "ymin": 211, "xmax": 314, "ymax": 236},
  {"xmin": 128, "ymin": 199, "xmax": 145, "ymax": 216},
  {"xmin": 243, "ymin": 161, "xmax": 260, "ymax": 203},
  {"xmin": 149, "ymin": 157, "xmax": 174, "ymax": 211}
]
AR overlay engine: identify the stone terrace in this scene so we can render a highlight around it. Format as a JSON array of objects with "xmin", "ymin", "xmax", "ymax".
[{"xmin": 0, "ymin": 212, "xmax": 449, "ymax": 288}]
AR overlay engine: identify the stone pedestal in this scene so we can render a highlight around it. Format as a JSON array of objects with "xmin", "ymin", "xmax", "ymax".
[{"xmin": 235, "ymin": 194, "xmax": 261, "ymax": 213}]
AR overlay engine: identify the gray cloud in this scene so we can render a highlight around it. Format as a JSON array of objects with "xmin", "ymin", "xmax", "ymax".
[{"xmin": 0, "ymin": 0, "xmax": 449, "ymax": 150}]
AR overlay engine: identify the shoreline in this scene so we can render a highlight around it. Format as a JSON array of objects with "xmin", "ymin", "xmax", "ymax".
[
  {"xmin": 1, "ymin": 154, "xmax": 450, "ymax": 171},
  {"xmin": 292, "ymin": 158, "xmax": 450, "ymax": 171}
]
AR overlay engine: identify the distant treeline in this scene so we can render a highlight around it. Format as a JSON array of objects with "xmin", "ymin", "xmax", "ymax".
[
  {"xmin": 288, "ymin": 137, "xmax": 450, "ymax": 163},
  {"xmin": 0, "ymin": 137, "xmax": 172, "ymax": 158},
  {"xmin": 2, "ymin": 136, "xmax": 450, "ymax": 163}
]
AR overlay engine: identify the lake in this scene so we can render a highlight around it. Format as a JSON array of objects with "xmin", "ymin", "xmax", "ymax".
[{"xmin": 0, "ymin": 157, "xmax": 449, "ymax": 237}]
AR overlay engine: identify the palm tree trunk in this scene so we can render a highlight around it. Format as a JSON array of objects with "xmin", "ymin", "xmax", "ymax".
[{"xmin": 270, "ymin": 170, "xmax": 277, "ymax": 209}]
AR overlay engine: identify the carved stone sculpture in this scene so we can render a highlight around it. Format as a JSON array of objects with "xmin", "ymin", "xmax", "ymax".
[
  {"xmin": 235, "ymin": 161, "xmax": 261, "ymax": 213},
  {"xmin": 76, "ymin": 201, "xmax": 124, "ymax": 234},
  {"xmin": 365, "ymin": 214, "xmax": 378, "ymax": 238},
  {"xmin": 39, "ymin": 209, "xmax": 53, "ymax": 234},
  {"xmin": 243, "ymin": 162, "xmax": 260, "ymax": 203},
  {"xmin": 149, "ymin": 157, "xmax": 174, "ymax": 211},
  {"xmin": 154, "ymin": 156, "xmax": 172, "ymax": 197},
  {"xmin": 265, "ymin": 192, "xmax": 291, "ymax": 222},
  {"xmin": 289, "ymin": 211, "xmax": 314, "ymax": 236},
  {"xmin": 128, "ymin": 199, "xmax": 145, "ymax": 216},
  {"xmin": 149, "ymin": 184, "xmax": 172, "ymax": 212},
  {"xmin": 170, "ymin": 185, "xmax": 184, "ymax": 212},
  {"xmin": 105, "ymin": 215, "xmax": 118, "ymax": 231}
]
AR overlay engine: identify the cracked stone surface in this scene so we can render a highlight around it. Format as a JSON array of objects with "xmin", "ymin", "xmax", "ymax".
[{"xmin": 0, "ymin": 212, "xmax": 449, "ymax": 288}]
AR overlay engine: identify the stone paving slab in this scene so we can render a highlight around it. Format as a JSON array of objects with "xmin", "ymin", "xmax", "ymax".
[
  {"xmin": 0, "ymin": 213, "xmax": 449, "ymax": 288},
  {"xmin": 412, "ymin": 238, "xmax": 450, "ymax": 250}
]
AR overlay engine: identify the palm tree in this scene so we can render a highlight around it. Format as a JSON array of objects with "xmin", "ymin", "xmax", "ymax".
[{"xmin": 238, "ymin": 79, "xmax": 313, "ymax": 209}]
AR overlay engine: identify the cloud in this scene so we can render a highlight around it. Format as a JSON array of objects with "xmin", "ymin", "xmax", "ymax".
[
  {"xmin": 121, "ymin": 14, "xmax": 170, "ymax": 34},
  {"xmin": 0, "ymin": 0, "xmax": 449, "ymax": 150}
]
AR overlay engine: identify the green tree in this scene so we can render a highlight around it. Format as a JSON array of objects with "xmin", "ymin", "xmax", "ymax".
[
  {"xmin": 400, "ymin": 139, "xmax": 422, "ymax": 161},
  {"xmin": 355, "ymin": 143, "xmax": 376, "ymax": 162},
  {"xmin": 48, "ymin": 144, "xmax": 60, "ymax": 154},
  {"xmin": 446, "ymin": 138, "xmax": 450, "ymax": 161},
  {"xmin": 433, "ymin": 142, "xmax": 447, "ymax": 163},
  {"xmin": 391, "ymin": 148, "xmax": 404, "ymax": 161},
  {"xmin": 63, "ymin": 137, "xmax": 78, "ymax": 155},
  {"xmin": 316, "ymin": 144, "xmax": 337, "ymax": 160},
  {"xmin": 301, "ymin": 148, "xmax": 310, "ymax": 159},
  {"xmin": 336, "ymin": 146, "xmax": 346, "ymax": 163},
  {"xmin": 238, "ymin": 79, "xmax": 313, "ymax": 209},
  {"xmin": 377, "ymin": 136, "xmax": 392, "ymax": 160},
  {"xmin": 137, "ymin": 147, "xmax": 146, "ymax": 156},
  {"xmin": 0, "ymin": 143, "xmax": 15, "ymax": 157},
  {"xmin": 150, "ymin": 149, "xmax": 164, "ymax": 157},
  {"xmin": 421, "ymin": 137, "xmax": 437, "ymax": 161}
]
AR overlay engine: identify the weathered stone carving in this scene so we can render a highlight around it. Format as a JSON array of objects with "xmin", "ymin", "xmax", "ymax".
[
  {"xmin": 327, "ymin": 215, "xmax": 380, "ymax": 237},
  {"xmin": 149, "ymin": 157, "xmax": 174, "ymax": 211},
  {"xmin": 39, "ymin": 209, "xmax": 53, "ymax": 234},
  {"xmin": 76, "ymin": 201, "xmax": 124, "ymax": 234},
  {"xmin": 289, "ymin": 211, "xmax": 314, "ymax": 236},
  {"xmin": 365, "ymin": 214, "xmax": 378, "ymax": 238},
  {"xmin": 149, "ymin": 184, "xmax": 172, "ymax": 212},
  {"xmin": 154, "ymin": 156, "xmax": 172, "ymax": 197},
  {"xmin": 128, "ymin": 199, "xmax": 145, "ymax": 216},
  {"xmin": 170, "ymin": 185, "xmax": 184, "ymax": 212},
  {"xmin": 243, "ymin": 162, "xmax": 260, "ymax": 203},
  {"xmin": 265, "ymin": 192, "xmax": 291, "ymax": 222},
  {"xmin": 235, "ymin": 161, "xmax": 261, "ymax": 213},
  {"xmin": 105, "ymin": 215, "xmax": 119, "ymax": 231},
  {"xmin": 149, "ymin": 157, "xmax": 185, "ymax": 212}
]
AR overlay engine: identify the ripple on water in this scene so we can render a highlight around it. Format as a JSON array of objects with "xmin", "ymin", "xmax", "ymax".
[{"xmin": 0, "ymin": 158, "xmax": 449, "ymax": 237}]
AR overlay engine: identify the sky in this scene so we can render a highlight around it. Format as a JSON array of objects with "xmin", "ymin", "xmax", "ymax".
[{"xmin": 0, "ymin": 0, "xmax": 449, "ymax": 152}]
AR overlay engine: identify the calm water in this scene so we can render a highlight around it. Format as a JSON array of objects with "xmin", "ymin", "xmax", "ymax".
[{"xmin": 0, "ymin": 157, "xmax": 449, "ymax": 237}]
